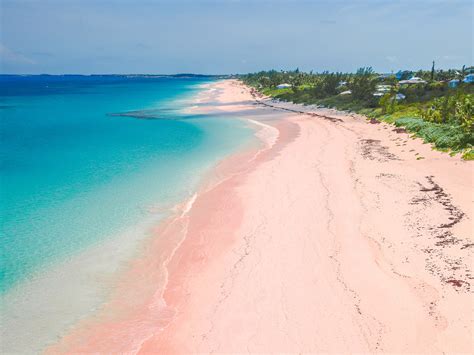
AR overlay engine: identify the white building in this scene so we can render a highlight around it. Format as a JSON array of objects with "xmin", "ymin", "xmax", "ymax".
[{"xmin": 399, "ymin": 77, "xmax": 427, "ymax": 85}]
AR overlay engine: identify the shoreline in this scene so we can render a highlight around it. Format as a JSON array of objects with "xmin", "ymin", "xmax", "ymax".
[
  {"xmin": 0, "ymin": 80, "xmax": 259, "ymax": 354},
  {"xmin": 51, "ymin": 80, "xmax": 472, "ymax": 353},
  {"xmin": 46, "ymin": 80, "xmax": 293, "ymax": 353}
]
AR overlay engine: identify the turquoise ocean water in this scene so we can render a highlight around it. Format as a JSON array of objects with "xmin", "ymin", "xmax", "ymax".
[{"xmin": 0, "ymin": 75, "xmax": 253, "ymax": 294}]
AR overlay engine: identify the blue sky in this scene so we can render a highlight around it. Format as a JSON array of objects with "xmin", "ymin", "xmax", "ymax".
[{"xmin": 1, "ymin": 0, "xmax": 472, "ymax": 74}]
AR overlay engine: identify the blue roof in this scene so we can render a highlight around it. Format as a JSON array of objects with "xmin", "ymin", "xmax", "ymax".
[{"xmin": 464, "ymin": 74, "xmax": 474, "ymax": 83}]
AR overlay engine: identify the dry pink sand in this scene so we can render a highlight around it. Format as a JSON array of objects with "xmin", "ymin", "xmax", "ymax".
[{"xmin": 50, "ymin": 80, "xmax": 473, "ymax": 354}]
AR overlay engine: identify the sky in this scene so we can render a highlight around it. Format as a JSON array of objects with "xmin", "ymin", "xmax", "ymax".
[{"xmin": 0, "ymin": 0, "xmax": 472, "ymax": 74}]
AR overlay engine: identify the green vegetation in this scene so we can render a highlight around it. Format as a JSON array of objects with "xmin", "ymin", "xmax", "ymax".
[
  {"xmin": 394, "ymin": 117, "xmax": 473, "ymax": 151},
  {"xmin": 240, "ymin": 66, "xmax": 474, "ymax": 158}
]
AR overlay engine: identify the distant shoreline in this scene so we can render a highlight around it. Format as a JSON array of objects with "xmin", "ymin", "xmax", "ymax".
[{"xmin": 0, "ymin": 73, "xmax": 229, "ymax": 78}]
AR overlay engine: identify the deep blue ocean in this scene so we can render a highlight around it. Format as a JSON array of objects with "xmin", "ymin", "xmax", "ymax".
[{"xmin": 0, "ymin": 75, "xmax": 253, "ymax": 293}]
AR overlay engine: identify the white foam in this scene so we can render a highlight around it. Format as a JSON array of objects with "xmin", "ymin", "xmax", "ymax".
[
  {"xmin": 181, "ymin": 193, "xmax": 198, "ymax": 217},
  {"xmin": 247, "ymin": 118, "xmax": 279, "ymax": 149}
]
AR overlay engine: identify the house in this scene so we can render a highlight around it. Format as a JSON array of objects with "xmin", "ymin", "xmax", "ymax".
[
  {"xmin": 449, "ymin": 79, "xmax": 460, "ymax": 88},
  {"xmin": 373, "ymin": 84, "xmax": 393, "ymax": 97},
  {"xmin": 463, "ymin": 74, "xmax": 474, "ymax": 83},
  {"xmin": 376, "ymin": 84, "xmax": 392, "ymax": 92},
  {"xmin": 339, "ymin": 90, "xmax": 352, "ymax": 95},
  {"xmin": 399, "ymin": 77, "xmax": 427, "ymax": 85},
  {"xmin": 396, "ymin": 70, "xmax": 413, "ymax": 80},
  {"xmin": 373, "ymin": 92, "xmax": 405, "ymax": 100},
  {"xmin": 276, "ymin": 83, "xmax": 292, "ymax": 89}
]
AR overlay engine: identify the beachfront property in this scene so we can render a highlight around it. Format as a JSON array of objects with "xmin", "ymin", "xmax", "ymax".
[
  {"xmin": 464, "ymin": 73, "xmax": 474, "ymax": 83},
  {"xmin": 395, "ymin": 70, "xmax": 413, "ymax": 80},
  {"xmin": 373, "ymin": 84, "xmax": 393, "ymax": 96},
  {"xmin": 399, "ymin": 76, "xmax": 427, "ymax": 85},
  {"xmin": 376, "ymin": 85, "xmax": 392, "ymax": 92},
  {"xmin": 449, "ymin": 79, "xmax": 460, "ymax": 88}
]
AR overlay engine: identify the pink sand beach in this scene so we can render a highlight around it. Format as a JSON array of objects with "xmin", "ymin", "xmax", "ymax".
[{"xmin": 49, "ymin": 80, "xmax": 473, "ymax": 353}]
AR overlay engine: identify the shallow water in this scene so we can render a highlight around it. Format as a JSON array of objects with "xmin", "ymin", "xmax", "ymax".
[{"xmin": 0, "ymin": 75, "xmax": 254, "ymax": 352}]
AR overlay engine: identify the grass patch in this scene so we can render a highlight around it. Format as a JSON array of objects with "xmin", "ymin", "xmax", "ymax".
[
  {"xmin": 461, "ymin": 149, "xmax": 474, "ymax": 160},
  {"xmin": 262, "ymin": 87, "xmax": 292, "ymax": 96},
  {"xmin": 393, "ymin": 117, "xmax": 473, "ymax": 152}
]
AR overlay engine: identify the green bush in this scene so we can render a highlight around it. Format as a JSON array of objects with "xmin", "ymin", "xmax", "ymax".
[
  {"xmin": 421, "ymin": 93, "xmax": 473, "ymax": 132},
  {"xmin": 400, "ymin": 84, "xmax": 428, "ymax": 102},
  {"xmin": 395, "ymin": 117, "xmax": 474, "ymax": 150},
  {"xmin": 455, "ymin": 95, "xmax": 474, "ymax": 132},
  {"xmin": 379, "ymin": 93, "xmax": 398, "ymax": 114},
  {"xmin": 349, "ymin": 67, "xmax": 377, "ymax": 101}
]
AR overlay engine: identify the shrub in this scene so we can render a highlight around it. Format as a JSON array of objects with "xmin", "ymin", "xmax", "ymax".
[
  {"xmin": 400, "ymin": 84, "xmax": 428, "ymax": 102},
  {"xmin": 421, "ymin": 93, "xmax": 473, "ymax": 132},
  {"xmin": 395, "ymin": 117, "xmax": 474, "ymax": 150},
  {"xmin": 349, "ymin": 67, "xmax": 377, "ymax": 101},
  {"xmin": 379, "ymin": 93, "xmax": 398, "ymax": 114},
  {"xmin": 455, "ymin": 95, "xmax": 473, "ymax": 132}
]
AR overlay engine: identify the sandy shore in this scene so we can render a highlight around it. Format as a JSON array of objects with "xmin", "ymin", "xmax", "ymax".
[{"xmin": 50, "ymin": 80, "xmax": 473, "ymax": 353}]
